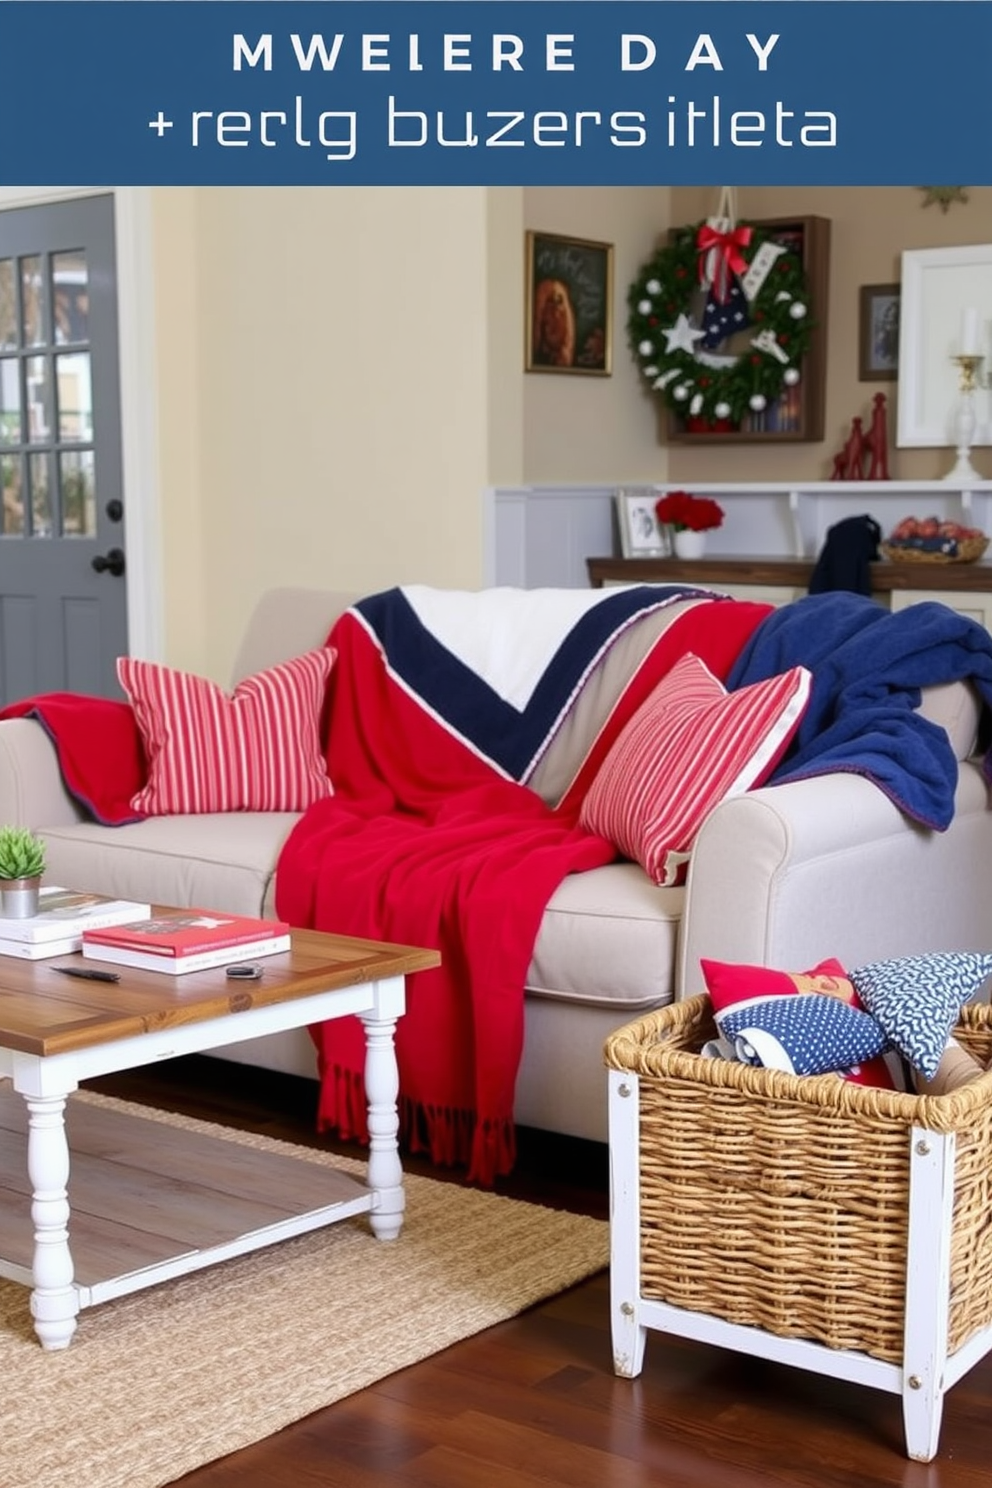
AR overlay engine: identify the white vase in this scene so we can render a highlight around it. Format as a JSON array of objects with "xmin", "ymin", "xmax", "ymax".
[{"xmin": 673, "ymin": 529, "xmax": 707, "ymax": 560}]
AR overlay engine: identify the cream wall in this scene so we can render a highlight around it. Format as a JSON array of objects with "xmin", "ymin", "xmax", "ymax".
[
  {"xmin": 665, "ymin": 186, "xmax": 992, "ymax": 484},
  {"xmin": 152, "ymin": 186, "xmax": 500, "ymax": 680},
  {"xmin": 521, "ymin": 186, "xmax": 674, "ymax": 484}
]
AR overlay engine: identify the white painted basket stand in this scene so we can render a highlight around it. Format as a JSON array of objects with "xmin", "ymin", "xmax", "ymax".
[{"xmin": 605, "ymin": 996, "xmax": 992, "ymax": 1463}]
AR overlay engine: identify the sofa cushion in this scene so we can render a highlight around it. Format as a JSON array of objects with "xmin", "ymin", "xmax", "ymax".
[
  {"xmin": 579, "ymin": 653, "xmax": 811, "ymax": 886},
  {"xmin": 118, "ymin": 649, "xmax": 336, "ymax": 815},
  {"xmin": 918, "ymin": 680, "xmax": 981, "ymax": 761},
  {"xmin": 525, "ymin": 862, "xmax": 682, "ymax": 1010},
  {"xmin": 39, "ymin": 813, "xmax": 299, "ymax": 919}
]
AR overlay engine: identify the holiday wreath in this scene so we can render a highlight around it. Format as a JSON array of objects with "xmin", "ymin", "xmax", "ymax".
[{"xmin": 627, "ymin": 219, "xmax": 814, "ymax": 426}]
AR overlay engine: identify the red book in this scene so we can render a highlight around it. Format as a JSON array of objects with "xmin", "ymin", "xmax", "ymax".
[{"xmin": 81, "ymin": 908, "xmax": 291, "ymax": 975}]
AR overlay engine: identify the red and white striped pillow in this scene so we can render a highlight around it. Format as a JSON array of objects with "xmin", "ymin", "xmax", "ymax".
[
  {"xmin": 579, "ymin": 653, "xmax": 811, "ymax": 886},
  {"xmin": 118, "ymin": 648, "xmax": 337, "ymax": 815}
]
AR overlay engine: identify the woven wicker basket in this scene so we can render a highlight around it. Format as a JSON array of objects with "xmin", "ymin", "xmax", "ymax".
[
  {"xmin": 880, "ymin": 535, "xmax": 989, "ymax": 565},
  {"xmin": 604, "ymin": 995, "xmax": 992, "ymax": 1364}
]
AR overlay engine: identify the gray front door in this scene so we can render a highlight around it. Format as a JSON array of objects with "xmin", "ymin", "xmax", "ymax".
[{"xmin": 0, "ymin": 193, "xmax": 127, "ymax": 703}]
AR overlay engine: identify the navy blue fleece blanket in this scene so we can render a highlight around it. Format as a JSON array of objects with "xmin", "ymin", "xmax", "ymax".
[{"xmin": 726, "ymin": 592, "xmax": 992, "ymax": 831}]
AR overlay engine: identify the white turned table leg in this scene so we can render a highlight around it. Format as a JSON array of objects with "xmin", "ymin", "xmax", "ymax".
[
  {"xmin": 25, "ymin": 1093, "xmax": 78, "ymax": 1350},
  {"xmin": 359, "ymin": 976, "xmax": 406, "ymax": 1241}
]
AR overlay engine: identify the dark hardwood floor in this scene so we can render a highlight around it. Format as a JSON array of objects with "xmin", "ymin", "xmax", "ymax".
[{"xmin": 88, "ymin": 1056, "xmax": 992, "ymax": 1487}]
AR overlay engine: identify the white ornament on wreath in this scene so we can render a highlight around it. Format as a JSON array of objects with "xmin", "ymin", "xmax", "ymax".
[{"xmin": 784, "ymin": 368, "xmax": 801, "ymax": 386}]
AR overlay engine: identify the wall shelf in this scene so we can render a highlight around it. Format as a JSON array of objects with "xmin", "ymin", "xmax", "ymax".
[{"xmin": 641, "ymin": 479, "xmax": 992, "ymax": 561}]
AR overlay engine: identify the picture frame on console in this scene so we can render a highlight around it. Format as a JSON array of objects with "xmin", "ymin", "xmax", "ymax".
[
  {"xmin": 615, "ymin": 489, "xmax": 669, "ymax": 558},
  {"xmin": 524, "ymin": 230, "xmax": 613, "ymax": 376},
  {"xmin": 859, "ymin": 283, "xmax": 900, "ymax": 381}
]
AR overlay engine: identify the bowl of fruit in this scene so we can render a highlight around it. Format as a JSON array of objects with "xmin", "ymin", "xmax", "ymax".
[{"xmin": 881, "ymin": 516, "xmax": 989, "ymax": 564}]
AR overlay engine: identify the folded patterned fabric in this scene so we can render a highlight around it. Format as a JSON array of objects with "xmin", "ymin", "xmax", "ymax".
[
  {"xmin": 701, "ymin": 955, "xmax": 892, "ymax": 1079},
  {"xmin": 850, "ymin": 951, "xmax": 992, "ymax": 1079},
  {"xmin": 716, "ymin": 990, "xmax": 891, "ymax": 1076}
]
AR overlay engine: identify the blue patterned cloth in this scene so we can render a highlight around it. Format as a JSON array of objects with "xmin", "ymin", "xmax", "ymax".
[
  {"xmin": 716, "ymin": 993, "xmax": 890, "ymax": 1076},
  {"xmin": 851, "ymin": 952, "xmax": 992, "ymax": 1079}
]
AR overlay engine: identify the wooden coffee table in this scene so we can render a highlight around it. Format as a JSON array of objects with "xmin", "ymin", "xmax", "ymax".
[{"xmin": 0, "ymin": 925, "xmax": 439, "ymax": 1350}]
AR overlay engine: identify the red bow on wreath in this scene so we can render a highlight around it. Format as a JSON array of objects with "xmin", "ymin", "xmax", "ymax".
[{"xmin": 696, "ymin": 222, "xmax": 753, "ymax": 305}]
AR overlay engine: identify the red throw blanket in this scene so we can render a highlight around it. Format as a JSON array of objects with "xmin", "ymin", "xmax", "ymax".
[
  {"xmin": 274, "ymin": 617, "xmax": 617, "ymax": 1185},
  {"xmin": 275, "ymin": 590, "xmax": 772, "ymax": 1185},
  {"xmin": 0, "ymin": 693, "xmax": 146, "ymax": 824}
]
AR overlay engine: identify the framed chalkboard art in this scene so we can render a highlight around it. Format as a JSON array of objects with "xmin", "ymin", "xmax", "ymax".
[{"xmin": 525, "ymin": 230, "xmax": 613, "ymax": 376}]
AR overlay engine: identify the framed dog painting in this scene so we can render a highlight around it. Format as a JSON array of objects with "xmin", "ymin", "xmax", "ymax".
[{"xmin": 525, "ymin": 231, "xmax": 613, "ymax": 375}]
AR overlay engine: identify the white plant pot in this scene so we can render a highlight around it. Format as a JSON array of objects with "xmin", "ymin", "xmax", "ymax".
[
  {"xmin": 673, "ymin": 529, "xmax": 707, "ymax": 560},
  {"xmin": 0, "ymin": 877, "xmax": 41, "ymax": 919}
]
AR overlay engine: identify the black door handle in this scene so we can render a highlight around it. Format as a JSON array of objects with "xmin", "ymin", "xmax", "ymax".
[{"xmin": 92, "ymin": 547, "xmax": 125, "ymax": 577}]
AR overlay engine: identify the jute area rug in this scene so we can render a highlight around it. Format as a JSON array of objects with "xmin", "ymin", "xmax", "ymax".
[{"xmin": 0, "ymin": 1092, "xmax": 608, "ymax": 1488}]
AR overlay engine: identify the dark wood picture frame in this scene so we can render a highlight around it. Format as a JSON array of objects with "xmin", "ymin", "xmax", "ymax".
[
  {"xmin": 859, "ymin": 282, "xmax": 900, "ymax": 381},
  {"xmin": 525, "ymin": 230, "xmax": 613, "ymax": 376},
  {"xmin": 664, "ymin": 215, "xmax": 831, "ymax": 445}
]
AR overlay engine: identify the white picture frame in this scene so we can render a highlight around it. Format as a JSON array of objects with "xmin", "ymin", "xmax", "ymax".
[
  {"xmin": 615, "ymin": 488, "xmax": 668, "ymax": 558},
  {"xmin": 897, "ymin": 243, "xmax": 992, "ymax": 449}
]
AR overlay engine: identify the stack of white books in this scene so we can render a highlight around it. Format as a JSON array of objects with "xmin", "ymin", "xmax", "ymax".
[{"xmin": 0, "ymin": 887, "xmax": 152, "ymax": 959}]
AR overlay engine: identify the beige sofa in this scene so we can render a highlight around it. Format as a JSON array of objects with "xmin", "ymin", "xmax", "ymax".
[{"xmin": 1, "ymin": 586, "xmax": 990, "ymax": 1145}]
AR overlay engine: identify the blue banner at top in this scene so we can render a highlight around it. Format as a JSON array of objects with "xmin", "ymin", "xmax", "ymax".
[{"xmin": 0, "ymin": 2, "xmax": 990, "ymax": 186}]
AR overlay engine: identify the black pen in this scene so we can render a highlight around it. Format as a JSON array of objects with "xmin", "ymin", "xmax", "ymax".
[{"xmin": 51, "ymin": 966, "xmax": 121, "ymax": 984}]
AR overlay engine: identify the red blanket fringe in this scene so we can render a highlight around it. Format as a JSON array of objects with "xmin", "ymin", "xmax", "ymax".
[{"xmin": 316, "ymin": 1062, "xmax": 515, "ymax": 1184}]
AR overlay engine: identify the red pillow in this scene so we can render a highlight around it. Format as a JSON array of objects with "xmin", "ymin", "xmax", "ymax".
[
  {"xmin": 118, "ymin": 648, "xmax": 336, "ymax": 815},
  {"xmin": 700, "ymin": 956, "xmax": 901, "ymax": 1089},
  {"xmin": 579, "ymin": 653, "xmax": 811, "ymax": 885},
  {"xmin": 701, "ymin": 956, "xmax": 862, "ymax": 1013}
]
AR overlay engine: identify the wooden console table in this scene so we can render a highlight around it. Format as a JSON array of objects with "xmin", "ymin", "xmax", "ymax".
[{"xmin": 587, "ymin": 556, "xmax": 992, "ymax": 633}]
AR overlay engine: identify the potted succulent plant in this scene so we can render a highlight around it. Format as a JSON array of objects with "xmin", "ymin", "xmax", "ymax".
[{"xmin": 0, "ymin": 825, "xmax": 46, "ymax": 919}]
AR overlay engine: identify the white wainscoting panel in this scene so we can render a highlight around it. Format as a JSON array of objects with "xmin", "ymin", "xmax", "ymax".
[{"xmin": 485, "ymin": 486, "xmax": 618, "ymax": 589}]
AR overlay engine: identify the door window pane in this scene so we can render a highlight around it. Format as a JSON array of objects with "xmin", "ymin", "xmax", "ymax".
[
  {"xmin": 60, "ymin": 449, "xmax": 95, "ymax": 536},
  {"xmin": 0, "ymin": 261, "xmax": 15, "ymax": 350},
  {"xmin": 25, "ymin": 355, "xmax": 51, "ymax": 442},
  {"xmin": 0, "ymin": 454, "xmax": 24, "ymax": 535},
  {"xmin": 21, "ymin": 256, "xmax": 44, "ymax": 347},
  {"xmin": 56, "ymin": 352, "xmax": 92, "ymax": 441},
  {"xmin": 52, "ymin": 251, "xmax": 89, "ymax": 345},
  {"xmin": 28, "ymin": 452, "xmax": 52, "ymax": 537},
  {"xmin": 0, "ymin": 359, "xmax": 21, "ymax": 444}
]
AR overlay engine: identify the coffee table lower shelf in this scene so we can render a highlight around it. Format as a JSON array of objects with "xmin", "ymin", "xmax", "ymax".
[{"xmin": 0, "ymin": 1088, "xmax": 370, "ymax": 1306}]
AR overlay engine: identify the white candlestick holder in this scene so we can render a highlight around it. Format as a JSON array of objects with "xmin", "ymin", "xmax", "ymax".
[{"xmin": 944, "ymin": 354, "xmax": 985, "ymax": 482}]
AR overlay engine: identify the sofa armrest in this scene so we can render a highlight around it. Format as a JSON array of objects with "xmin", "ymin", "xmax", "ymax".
[
  {"xmin": 677, "ymin": 762, "xmax": 992, "ymax": 996},
  {"xmin": 0, "ymin": 719, "xmax": 85, "ymax": 830}
]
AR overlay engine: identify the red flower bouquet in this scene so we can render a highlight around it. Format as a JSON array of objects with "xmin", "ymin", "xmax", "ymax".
[{"xmin": 654, "ymin": 490, "xmax": 725, "ymax": 533}]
